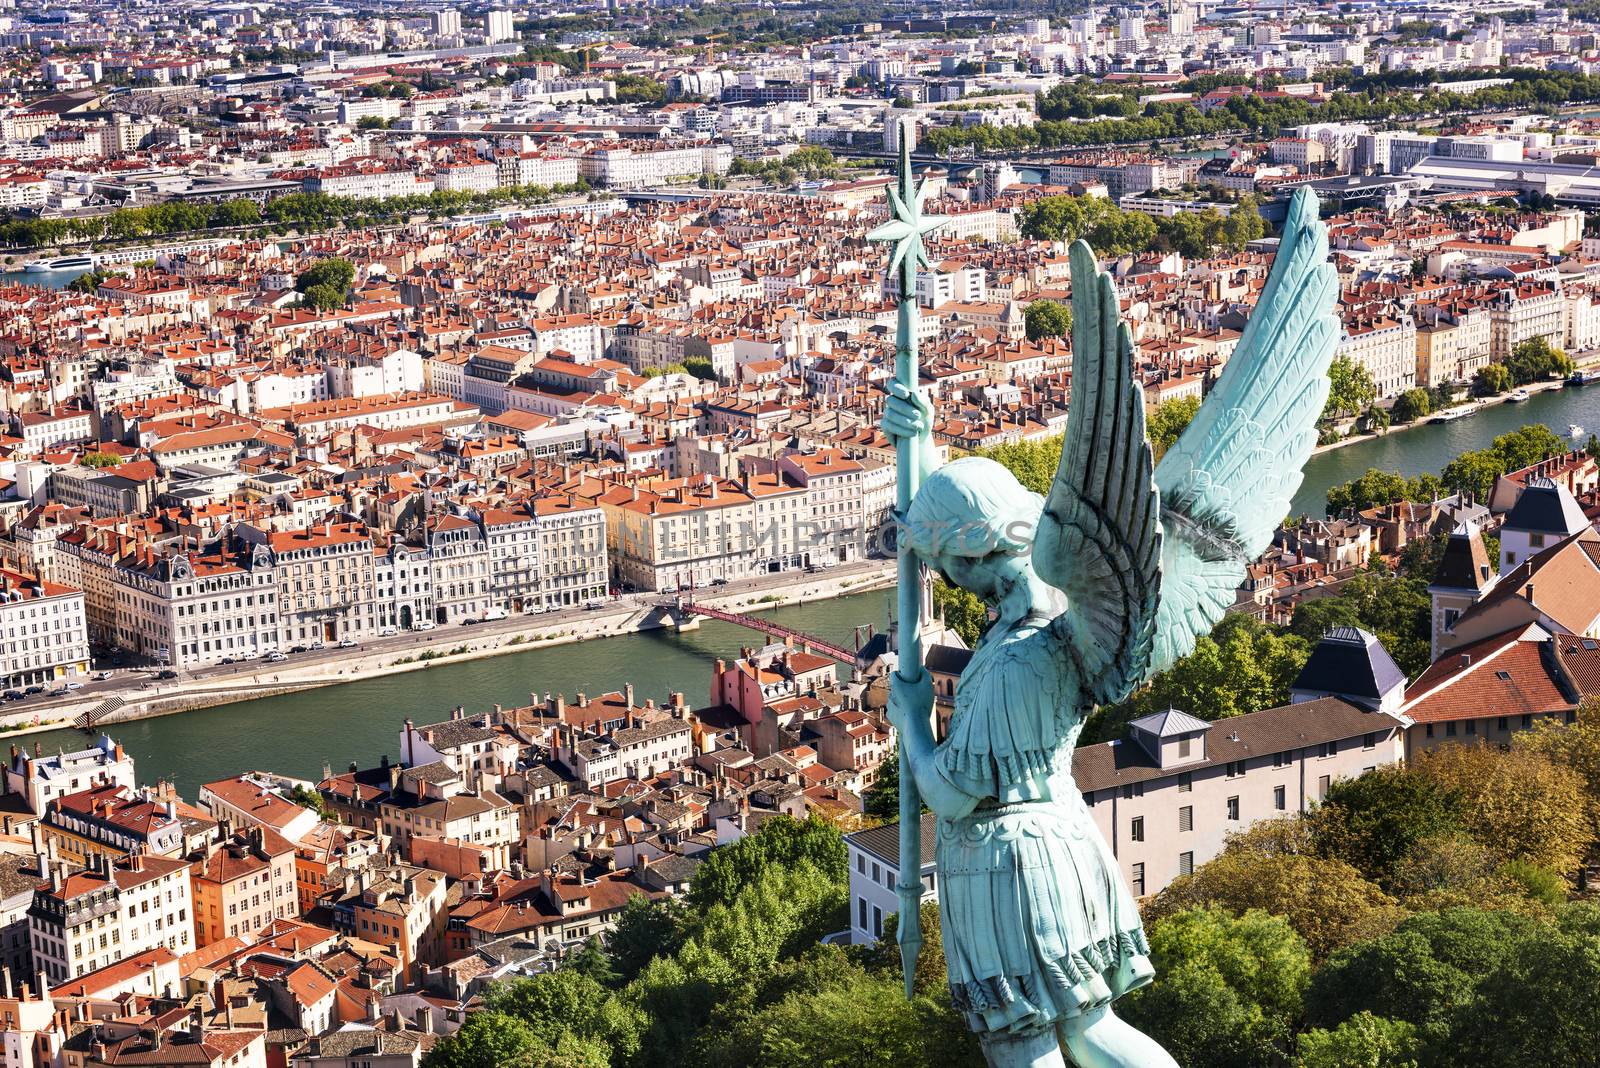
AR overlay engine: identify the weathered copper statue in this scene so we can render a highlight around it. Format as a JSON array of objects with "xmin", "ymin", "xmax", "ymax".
[{"xmin": 872, "ymin": 130, "xmax": 1340, "ymax": 1067}]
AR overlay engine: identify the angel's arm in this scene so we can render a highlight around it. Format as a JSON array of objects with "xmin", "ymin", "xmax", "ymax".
[
  {"xmin": 886, "ymin": 669, "xmax": 982, "ymax": 820},
  {"xmin": 1151, "ymin": 187, "xmax": 1341, "ymax": 673},
  {"xmin": 1034, "ymin": 242, "xmax": 1163, "ymax": 708}
]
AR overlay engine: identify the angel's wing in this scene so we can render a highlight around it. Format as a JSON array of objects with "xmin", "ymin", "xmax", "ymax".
[
  {"xmin": 1033, "ymin": 241, "xmax": 1162, "ymax": 707},
  {"xmin": 1150, "ymin": 186, "xmax": 1341, "ymax": 673}
]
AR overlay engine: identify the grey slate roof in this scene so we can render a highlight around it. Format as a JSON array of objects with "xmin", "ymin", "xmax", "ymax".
[
  {"xmin": 1074, "ymin": 696, "xmax": 1395, "ymax": 792},
  {"xmin": 1291, "ymin": 626, "xmax": 1406, "ymax": 708},
  {"xmin": 1504, "ymin": 478, "xmax": 1588, "ymax": 536},
  {"xmin": 1128, "ymin": 708, "xmax": 1211, "ymax": 737}
]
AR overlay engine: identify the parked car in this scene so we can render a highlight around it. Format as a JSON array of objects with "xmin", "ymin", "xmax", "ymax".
[
  {"xmin": 413, "ymin": 621, "xmax": 437, "ymax": 632},
  {"xmin": 710, "ymin": 577, "xmax": 729, "ymax": 587},
  {"xmin": 460, "ymin": 618, "xmax": 480, "ymax": 626},
  {"xmin": 337, "ymin": 638, "xmax": 356, "ymax": 648},
  {"xmin": 309, "ymin": 641, "xmax": 326, "ymax": 651},
  {"xmin": 220, "ymin": 657, "xmax": 237, "ymax": 665},
  {"xmin": 378, "ymin": 627, "xmax": 398, "ymax": 637},
  {"xmin": 289, "ymin": 645, "xmax": 308, "ymax": 654},
  {"xmin": 584, "ymin": 600, "xmax": 606, "ymax": 611},
  {"xmin": 264, "ymin": 652, "xmax": 287, "ymax": 663},
  {"xmin": 156, "ymin": 670, "xmax": 178, "ymax": 680},
  {"xmin": 2, "ymin": 690, "xmax": 24, "ymax": 701},
  {"xmin": 92, "ymin": 671, "xmax": 112, "ymax": 681},
  {"xmin": 23, "ymin": 685, "xmax": 45, "ymax": 695},
  {"xmin": 239, "ymin": 651, "xmax": 258, "ymax": 661},
  {"xmin": 525, "ymin": 605, "xmax": 547, "ymax": 615}
]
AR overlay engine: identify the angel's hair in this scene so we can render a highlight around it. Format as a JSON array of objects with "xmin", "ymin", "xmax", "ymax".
[{"xmin": 903, "ymin": 457, "xmax": 1043, "ymax": 559}]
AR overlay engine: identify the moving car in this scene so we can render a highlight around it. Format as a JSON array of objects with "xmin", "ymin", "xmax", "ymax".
[
  {"xmin": 156, "ymin": 670, "xmax": 178, "ymax": 680},
  {"xmin": 337, "ymin": 638, "xmax": 356, "ymax": 648},
  {"xmin": 378, "ymin": 627, "xmax": 397, "ymax": 637},
  {"xmin": 264, "ymin": 651, "xmax": 287, "ymax": 663},
  {"xmin": 93, "ymin": 671, "xmax": 112, "ymax": 681}
]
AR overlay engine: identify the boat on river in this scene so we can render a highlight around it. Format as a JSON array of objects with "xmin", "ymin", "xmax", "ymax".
[
  {"xmin": 1571, "ymin": 424, "xmax": 1586, "ymax": 437},
  {"xmin": 1569, "ymin": 369, "xmax": 1600, "ymax": 386},
  {"xmin": 1508, "ymin": 388, "xmax": 1531, "ymax": 403}
]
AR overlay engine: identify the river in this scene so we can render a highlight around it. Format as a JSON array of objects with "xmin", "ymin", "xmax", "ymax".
[
  {"xmin": 21, "ymin": 589, "xmax": 895, "ymax": 796},
  {"xmin": 1290, "ymin": 384, "xmax": 1600, "ymax": 517}
]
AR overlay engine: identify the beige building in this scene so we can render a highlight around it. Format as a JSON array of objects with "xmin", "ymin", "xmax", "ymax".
[
  {"xmin": 189, "ymin": 826, "xmax": 298, "ymax": 947},
  {"xmin": 250, "ymin": 522, "xmax": 379, "ymax": 646},
  {"xmin": 319, "ymin": 863, "xmax": 449, "ymax": 973}
]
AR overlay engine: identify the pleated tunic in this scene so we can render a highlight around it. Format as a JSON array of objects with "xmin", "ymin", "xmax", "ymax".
[{"xmin": 934, "ymin": 612, "xmax": 1152, "ymax": 1036}]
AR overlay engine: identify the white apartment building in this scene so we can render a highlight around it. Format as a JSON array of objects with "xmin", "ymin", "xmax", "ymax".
[
  {"xmin": 27, "ymin": 852, "xmax": 193, "ymax": 985},
  {"xmin": 111, "ymin": 546, "xmax": 278, "ymax": 670},
  {"xmin": 495, "ymin": 152, "xmax": 581, "ymax": 190},
  {"xmin": 0, "ymin": 569, "xmax": 89, "ymax": 691},
  {"xmin": 432, "ymin": 160, "xmax": 498, "ymax": 194},
  {"xmin": 1490, "ymin": 282, "xmax": 1565, "ymax": 360},
  {"xmin": 375, "ymin": 541, "xmax": 434, "ymax": 633},
  {"xmin": 304, "ymin": 163, "xmax": 433, "ymax": 200},
  {"xmin": 557, "ymin": 716, "xmax": 696, "ymax": 787},
  {"xmin": 1336, "ymin": 312, "xmax": 1417, "ymax": 398},
  {"xmin": 324, "ymin": 347, "xmax": 424, "ymax": 399},
  {"xmin": 6, "ymin": 735, "xmax": 136, "ymax": 819},
  {"xmin": 577, "ymin": 142, "xmax": 733, "ymax": 188},
  {"xmin": 427, "ymin": 515, "xmax": 491, "ymax": 625},
  {"xmin": 245, "ymin": 523, "xmax": 379, "ymax": 647}
]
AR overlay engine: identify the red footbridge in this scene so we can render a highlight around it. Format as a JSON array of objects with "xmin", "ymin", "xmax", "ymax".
[{"xmin": 669, "ymin": 598, "xmax": 862, "ymax": 663}]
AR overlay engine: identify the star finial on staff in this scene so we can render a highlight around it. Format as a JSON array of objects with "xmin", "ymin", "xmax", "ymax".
[{"xmin": 868, "ymin": 117, "xmax": 943, "ymax": 295}]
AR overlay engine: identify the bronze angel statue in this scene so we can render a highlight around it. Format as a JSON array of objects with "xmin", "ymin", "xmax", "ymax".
[{"xmin": 881, "ymin": 188, "xmax": 1341, "ymax": 1068}]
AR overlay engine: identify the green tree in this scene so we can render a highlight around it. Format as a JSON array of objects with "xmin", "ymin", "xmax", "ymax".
[
  {"xmin": 687, "ymin": 814, "xmax": 847, "ymax": 912},
  {"xmin": 932, "ymin": 576, "xmax": 990, "ymax": 647},
  {"xmin": 863, "ymin": 742, "xmax": 902, "ymax": 821},
  {"xmin": 423, "ymin": 1010, "xmax": 539, "ymax": 1068},
  {"xmin": 207, "ymin": 199, "xmax": 262, "ymax": 227},
  {"xmin": 1414, "ymin": 744, "xmax": 1591, "ymax": 876},
  {"xmin": 1325, "ymin": 469, "xmax": 1442, "ymax": 515},
  {"xmin": 1296, "ymin": 1012, "xmax": 1421, "ymax": 1068},
  {"xmin": 629, "ymin": 863, "xmax": 847, "ymax": 1061},
  {"xmin": 1474, "ymin": 362, "xmax": 1513, "ymax": 395},
  {"xmin": 80, "ymin": 451, "xmax": 122, "ymax": 469},
  {"xmin": 295, "ymin": 256, "xmax": 355, "ymax": 309},
  {"xmin": 975, "ymin": 436, "xmax": 1059, "ymax": 495},
  {"xmin": 681, "ymin": 356, "xmax": 718, "ymax": 381},
  {"xmin": 1090, "ymin": 614, "xmax": 1310, "ymax": 742},
  {"xmin": 1305, "ymin": 907, "xmax": 1541, "ymax": 1053},
  {"xmin": 1148, "ymin": 841, "xmax": 1403, "ymax": 961},
  {"xmin": 1121, "ymin": 908, "xmax": 1311, "ymax": 1068},
  {"xmin": 1504, "ymin": 336, "xmax": 1574, "ymax": 385},
  {"xmin": 1452, "ymin": 915, "xmax": 1600, "ymax": 1068},
  {"xmin": 604, "ymin": 894, "xmax": 687, "ymax": 984},
  {"xmin": 1391, "ymin": 388, "xmax": 1432, "ymax": 424},
  {"xmin": 1147, "ymin": 396, "xmax": 1200, "ymax": 460},
  {"xmin": 1312, "ymin": 765, "xmax": 1464, "ymax": 891},
  {"xmin": 1325, "ymin": 355, "xmax": 1378, "ymax": 421},
  {"xmin": 1023, "ymin": 299, "xmax": 1072, "ymax": 342}
]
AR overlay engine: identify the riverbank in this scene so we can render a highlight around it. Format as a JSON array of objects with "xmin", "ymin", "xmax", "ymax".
[
  {"xmin": 1310, "ymin": 373, "xmax": 1574, "ymax": 459},
  {"xmin": 4, "ymin": 562, "xmax": 895, "ymax": 741}
]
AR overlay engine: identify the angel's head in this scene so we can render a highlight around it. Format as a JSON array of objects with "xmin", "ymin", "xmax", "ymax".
[{"xmin": 903, "ymin": 457, "xmax": 1042, "ymax": 601}]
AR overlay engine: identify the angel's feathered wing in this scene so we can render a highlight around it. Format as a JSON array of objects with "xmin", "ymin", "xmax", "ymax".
[
  {"xmin": 1032, "ymin": 241, "xmax": 1162, "ymax": 708},
  {"xmin": 1150, "ymin": 186, "xmax": 1341, "ymax": 673}
]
